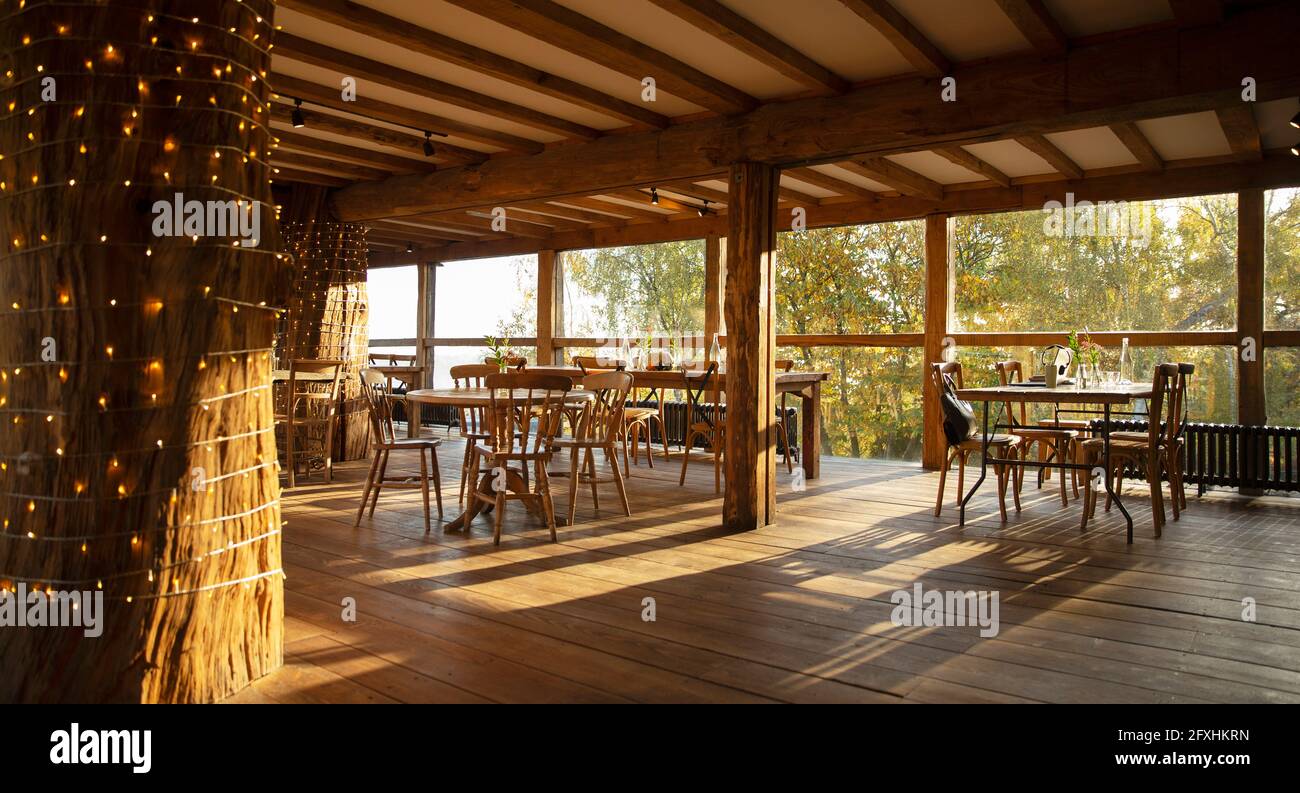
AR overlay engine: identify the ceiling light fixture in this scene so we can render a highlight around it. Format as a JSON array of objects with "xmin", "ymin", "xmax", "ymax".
[
  {"xmin": 422, "ymin": 131, "xmax": 435, "ymax": 157},
  {"xmin": 650, "ymin": 187, "xmax": 659, "ymax": 206},
  {"xmin": 290, "ymin": 98, "xmax": 305, "ymax": 128},
  {"xmin": 406, "ymin": 242, "xmax": 414, "ymax": 253},
  {"xmin": 697, "ymin": 199, "xmax": 710, "ymax": 217},
  {"xmin": 1291, "ymin": 111, "xmax": 1300, "ymax": 129}
]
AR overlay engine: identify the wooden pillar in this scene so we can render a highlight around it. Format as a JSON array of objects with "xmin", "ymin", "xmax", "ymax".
[
  {"xmin": 1237, "ymin": 190, "xmax": 1265, "ymax": 426},
  {"xmin": 922, "ymin": 214, "xmax": 951, "ymax": 469},
  {"xmin": 537, "ymin": 249, "xmax": 558, "ymax": 364},
  {"xmin": 704, "ymin": 235, "xmax": 725, "ymax": 348},
  {"xmin": 724, "ymin": 163, "xmax": 779, "ymax": 530},
  {"xmin": 416, "ymin": 261, "xmax": 438, "ymax": 377},
  {"xmin": 0, "ymin": 0, "xmax": 284, "ymax": 702}
]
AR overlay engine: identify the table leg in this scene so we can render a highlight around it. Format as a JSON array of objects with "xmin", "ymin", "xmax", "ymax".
[
  {"xmin": 1101, "ymin": 402, "xmax": 1134, "ymax": 543},
  {"xmin": 959, "ymin": 400, "xmax": 990, "ymax": 526},
  {"xmin": 800, "ymin": 381, "xmax": 821, "ymax": 480},
  {"xmin": 444, "ymin": 467, "xmax": 549, "ymax": 531}
]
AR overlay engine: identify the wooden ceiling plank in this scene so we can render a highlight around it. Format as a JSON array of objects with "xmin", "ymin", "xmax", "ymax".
[
  {"xmin": 646, "ymin": 0, "xmax": 848, "ymax": 94},
  {"xmin": 274, "ymin": 32, "xmax": 600, "ymax": 140},
  {"xmin": 404, "ymin": 212, "xmax": 551, "ymax": 239},
  {"xmin": 783, "ymin": 167, "xmax": 879, "ymax": 201},
  {"xmin": 269, "ymin": 104, "xmax": 487, "ymax": 165},
  {"xmin": 1167, "ymin": 0, "xmax": 1225, "ymax": 27},
  {"xmin": 271, "ymin": 128, "xmax": 434, "ymax": 174},
  {"xmin": 1015, "ymin": 134, "xmax": 1085, "ymax": 179},
  {"xmin": 843, "ymin": 157, "xmax": 943, "ymax": 200},
  {"xmin": 547, "ymin": 196, "xmax": 670, "ymax": 220},
  {"xmin": 367, "ymin": 220, "xmax": 482, "ymax": 243},
  {"xmin": 932, "ymin": 146, "xmax": 1013, "ymax": 187},
  {"xmin": 512, "ymin": 200, "xmax": 628, "ymax": 226},
  {"xmin": 269, "ymin": 166, "xmax": 352, "ymax": 188},
  {"xmin": 1108, "ymin": 122, "xmax": 1165, "ymax": 171},
  {"xmin": 993, "ymin": 0, "xmax": 1068, "ymax": 56},
  {"xmin": 837, "ymin": 0, "xmax": 951, "ymax": 77},
  {"xmin": 1215, "ymin": 105, "xmax": 1262, "ymax": 162},
  {"xmin": 270, "ymin": 150, "xmax": 391, "ymax": 181},
  {"xmin": 441, "ymin": 0, "xmax": 757, "ymax": 115},
  {"xmin": 271, "ymin": 73, "xmax": 542, "ymax": 154},
  {"xmin": 278, "ymin": 0, "xmax": 668, "ymax": 130}
]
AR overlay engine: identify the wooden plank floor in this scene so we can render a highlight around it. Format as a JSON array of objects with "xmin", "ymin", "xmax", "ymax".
[{"xmin": 226, "ymin": 435, "xmax": 1300, "ymax": 704}]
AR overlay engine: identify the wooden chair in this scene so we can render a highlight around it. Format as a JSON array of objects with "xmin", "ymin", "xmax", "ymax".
[
  {"xmin": 550, "ymin": 371, "xmax": 633, "ymax": 525},
  {"xmin": 484, "ymin": 355, "xmax": 528, "ymax": 369},
  {"xmin": 450, "ymin": 363, "xmax": 499, "ymax": 505},
  {"xmin": 995, "ymin": 360, "xmax": 1078, "ymax": 506},
  {"xmin": 678, "ymin": 362, "xmax": 725, "ymax": 493},
  {"xmin": 355, "ymin": 370, "xmax": 443, "ymax": 532},
  {"xmin": 369, "ymin": 352, "xmax": 418, "ymax": 366},
  {"xmin": 929, "ymin": 362, "xmax": 1023, "ymax": 521},
  {"xmin": 1078, "ymin": 363, "xmax": 1184, "ymax": 535},
  {"xmin": 580, "ymin": 354, "xmax": 670, "ymax": 468},
  {"xmin": 467, "ymin": 372, "xmax": 572, "ymax": 545},
  {"xmin": 773, "ymin": 359, "xmax": 797, "ymax": 474},
  {"xmin": 274, "ymin": 358, "xmax": 344, "ymax": 488},
  {"xmin": 1108, "ymin": 362, "xmax": 1194, "ymax": 514}
]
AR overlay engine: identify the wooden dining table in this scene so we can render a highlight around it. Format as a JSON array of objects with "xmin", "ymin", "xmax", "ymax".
[
  {"xmin": 954, "ymin": 382, "xmax": 1153, "ymax": 543},
  {"xmin": 406, "ymin": 386, "xmax": 596, "ymax": 530}
]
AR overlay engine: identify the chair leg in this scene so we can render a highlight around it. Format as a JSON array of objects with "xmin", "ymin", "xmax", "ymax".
[
  {"xmin": 355, "ymin": 450, "xmax": 380, "ymax": 527},
  {"xmin": 643, "ymin": 422, "xmax": 654, "ymax": 469},
  {"xmin": 285, "ymin": 421, "xmax": 296, "ymax": 489},
  {"xmin": 1057, "ymin": 445, "xmax": 1069, "ymax": 507},
  {"xmin": 1148, "ymin": 454, "xmax": 1165, "ymax": 536},
  {"xmin": 713, "ymin": 433, "xmax": 722, "ymax": 494},
  {"xmin": 622, "ymin": 423, "xmax": 633, "ymax": 471},
  {"xmin": 658, "ymin": 407, "xmax": 670, "ymax": 459},
  {"xmin": 586, "ymin": 448, "xmax": 600, "ymax": 511},
  {"xmin": 492, "ymin": 486, "xmax": 506, "ymax": 546},
  {"xmin": 955, "ymin": 451, "xmax": 966, "ymax": 509},
  {"xmin": 429, "ymin": 446, "xmax": 443, "ymax": 516},
  {"xmin": 609, "ymin": 443, "xmax": 631, "ymax": 517},
  {"xmin": 419, "ymin": 448, "xmax": 432, "ymax": 534},
  {"xmin": 537, "ymin": 459, "xmax": 557, "ymax": 542},
  {"xmin": 1009, "ymin": 449, "xmax": 1022, "ymax": 513},
  {"xmin": 369, "ymin": 449, "xmax": 388, "ymax": 517},
  {"xmin": 679, "ymin": 431, "xmax": 696, "ymax": 486},
  {"xmin": 458, "ymin": 441, "xmax": 473, "ymax": 505},
  {"xmin": 567, "ymin": 445, "xmax": 581, "ymax": 527},
  {"xmin": 934, "ymin": 448, "xmax": 951, "ymax": 517},
  {"xmin": 995, "ymin": 462, "xmax": 1009, "ymax": 522}
]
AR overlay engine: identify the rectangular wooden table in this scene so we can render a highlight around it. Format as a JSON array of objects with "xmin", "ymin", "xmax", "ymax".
[
  {"xmin": 527, "ymin": 366, "xmax": 830, "ymax": 480},
  {"xmin": 954, "ymin": 383, "xmax": 1153, "ymax": 543}
]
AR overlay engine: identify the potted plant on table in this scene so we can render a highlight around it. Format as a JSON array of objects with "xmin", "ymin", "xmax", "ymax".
[
  {"xmin": 484, "ymin": 335, "xmax": 513, "ymax": 373},
  {"xmin": 1068, "ymin": 330, "xmax": 1101, "ymax": 387}
]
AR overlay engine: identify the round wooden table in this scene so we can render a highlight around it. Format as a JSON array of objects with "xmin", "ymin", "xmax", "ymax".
[{"xmin": 405, "ymin": 387, "xmax": 594, "ymax": 530}]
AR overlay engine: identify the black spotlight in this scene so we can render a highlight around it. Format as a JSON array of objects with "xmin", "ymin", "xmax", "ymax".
[
  {"xmin": 423, "ymin": 131, "xmax": 435, "ymax": 157},
  {"xmin": 291, "ymin": 98, "xmax": 305, "ymax": 128},
  {"xmin": 697, "ymin": 199, "xmax": 710, "ymax": 217},
  {"xmin": 1292, "ymin": 144, "xmax": 1299, "ymax": 157},
  {"xmin": 1291, "ymin": 111, "xmax": 1300, "ymax": 130},
  {"xmin": 406, "ymin": 242, "xmax": 414, "ymax": 253},
  {"xmin": 650, "ymin": 187, "xmax": 659, "ymax": 205}
]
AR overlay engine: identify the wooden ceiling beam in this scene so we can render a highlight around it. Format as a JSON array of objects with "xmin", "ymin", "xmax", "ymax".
[
  {"xmin": 274, "ymin": 32, "xmax": 599, "ymax": 141},
  {"xmin": 994, "ymin": 0, "xmax": 1068, "ymax": 56},
  {"xmin": 402, "ymin": 213, "xmax": 551, "ymax": 239},
  {"xmin": 1015, "ymin": 134, "xmax": 1084, "ymax": 179},
  {"xmin": 278, "ymin": 0, "xmax": 668, "ymax": 130},
  {"xmin": 441, "ymin": 0, "xmax": 757, "ymax": 115},
  {"xmin": 366, "ymin": 220, "xmax": 482, "ymax": 244},
  {"xmin": 1108, "ymin": 122, "xmax": 1165, "ymax": 171},
  {"xmin": 646, "ymin": 0, "xmax": 848, "ymax": 94},
  {"xmin": 932, "ymin": 146, "xmax": 1013, "ymax": 187},
  {"xmin": 842, "ymin": 157, "xmax": 943, "ymax": 200},
  {"xmin": 269, "ymin": 150, "xmax": 391, "ymax": 181},
  {"xmin": 328, "ymin": 4, "xmax": 1300, "ymax": 221},
  {"xmin": 546, "ymin": 196, "xmax": 670, "ymax": 221},
  {"xmin": 1215, "ymin": 105, "xmax": 1262, "ymax": 161},
  {"xmin": 269, "ymin": 166, "xmax": 351, "ymax": 188},
  {"xmin": 270, "ymin": 73, "xmax": 542, "ymax": 154},
  {"xmin": 837, "ymin": 0, "xmax": 950, "ymax": 77},
  {"xmin": 783, "ymin": 167, "xmax": 879, "ymax": 201},
  {"xmin": 271, "ymin": 129, "xmax": 434, "ymax": 174},
  {"xmin": 268, "ymin": 104, "xmax": 486, "ymax": 165}
]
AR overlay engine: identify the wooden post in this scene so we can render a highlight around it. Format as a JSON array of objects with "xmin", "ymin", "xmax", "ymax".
[
  {"xmin": 537, "ymin": 249, "xmax": 557, "ymax": 364},
  {"xmin": 1237, "ymin": 190, "xmax": 1265, "ymax": 427},
  {"xmin": 552, "ymin": 251, "xmax": 565, "ymax": 363},
  {"xmin": 724, "ymin": 163, "xmax": 779, "ymax": 530},
  {"xmin": 705, "ymin": 235, "xmax": 725, "ymax": 349},
  {"xmin": 922, "ymin": 214, "xmax": 951, "ymax": 470},
  {"xmin": 0, "ymin": 0, "xmax": 284, "ymax": 702}
]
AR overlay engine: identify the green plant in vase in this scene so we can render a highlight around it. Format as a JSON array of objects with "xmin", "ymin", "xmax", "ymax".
[{"xmin": 484, "ymin": 335, "xmax": 513, "ymax": 372}]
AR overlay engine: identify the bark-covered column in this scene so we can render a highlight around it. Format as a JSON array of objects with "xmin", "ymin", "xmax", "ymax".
[{"xmin": 0, "ymin": 0, "xmax": 286, "ymax": 702}]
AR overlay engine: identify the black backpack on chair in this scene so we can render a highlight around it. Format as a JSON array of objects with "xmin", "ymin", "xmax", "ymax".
[{"xmin": 939, "ymin": 373, "xmax": 979, "ymax": 446}]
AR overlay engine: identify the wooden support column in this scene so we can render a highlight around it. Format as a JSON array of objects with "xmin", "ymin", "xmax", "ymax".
[
  {"xmin": 922, "ymin": 214, "xmax": 951, "ymax": 470},
  {"xmin": 537, "ymin": 249, "xmax": 558, "ymax": 364},
  {"xmin": 724, "ymin": 163, "xmax": 779, "ymax": 531},
  {"xmin": 1238, "ymin": 190, "xmax": 1265, "ymax": 426},
  {"xmin": 704, "ymin": 235, "xmax": 725, "ymax": 349}
]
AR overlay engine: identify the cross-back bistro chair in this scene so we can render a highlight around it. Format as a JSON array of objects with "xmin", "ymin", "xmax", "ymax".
[
  {"xmin": 549, "ymin": 371, "xmax": 633, "ymax": 526},
  {"xmin": 467, "ymin": 372, "xmax": 573, "ymax": 545},
  {"xmin": 275, "ymin": 358, "xmax": 344, "ymax": 488},
  {"xmin": 679, "ymin": 362, "xmax": 725, "ymax": 493},
  {"xmin": 1078, "ymin": 362, "xmax": 1189, "ymax": 535},
  {"xmin": 450, "ymin": 363, "xmax": 501, "ymax": 504},
  {"xmin": 773, "ymin": 359, "xmax": 797, "ymax": 474},
  {"xmin": 355, "ymin": 369, "xmax": 443, "ymax": 532},
  {"xmin": 994, "ymin": 360, "xmax": 1078, "ymax": 506},
  {"xmin": 929, "ymin": 362, "xmax": 1023, "ymax": 521}
]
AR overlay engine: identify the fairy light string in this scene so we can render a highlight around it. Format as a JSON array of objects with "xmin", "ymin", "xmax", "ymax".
[{"xmin": 0, "ymin": 0, "xmax": 289, "ymax": 614}]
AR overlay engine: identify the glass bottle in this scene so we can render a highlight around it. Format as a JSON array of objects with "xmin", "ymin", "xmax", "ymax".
[
  {"xmin": 708, "ymin": 333, "xmax": 721, "ymax": 366},
  {"xmin": 1119, "ymin": 337, "xmax": 1132, "ymax": 384}
]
